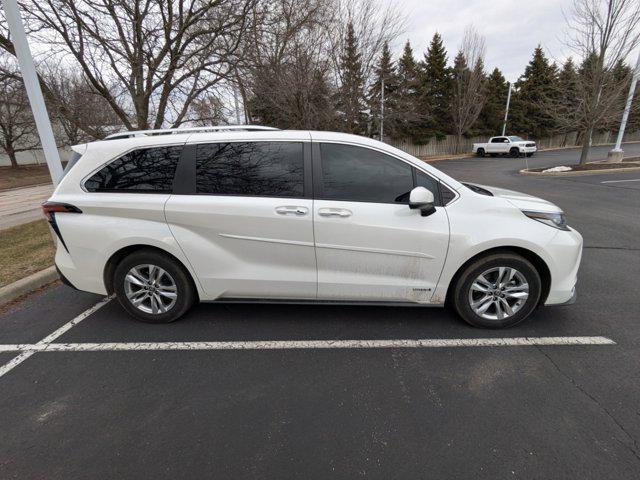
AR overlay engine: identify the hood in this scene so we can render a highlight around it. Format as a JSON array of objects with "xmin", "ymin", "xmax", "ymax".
[{"xmin": 466, "ymin": 183, "xmax": 562, "ymax": 213}]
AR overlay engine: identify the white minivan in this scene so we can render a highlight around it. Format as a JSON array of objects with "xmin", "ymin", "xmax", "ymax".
[{"xmin": 45, "ymin": 126, "xmax": 582, "ymax": 328}]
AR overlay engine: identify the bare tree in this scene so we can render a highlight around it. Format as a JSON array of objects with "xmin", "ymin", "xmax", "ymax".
[
  {"xmin": 239, "ymin": 0, "xmax": 335, "ymax": 125},
  {"xmin": 0, "ymin": 64, "xmax": 39, "ymax": 168},
  {"xmin": 190, "ymin": 93, "xmax": 229, "ymax": 127},
  {"xmin": 1, "ymin": 0, "xmax": 257, "ymax": 132},
  {"xmin": 451, "ymin": 26, "xmax": 486, "ymax": 153},
  {"xmin": 41, "ymin": 65, "xmax": 122, "ymax": 145},
  {"xmin": 563, "ymin": 0, "xmax": 640, "ymax": 163},
  {"xmin": 328, "ymin": 0, "xmax": 406, "ymax": 87}
]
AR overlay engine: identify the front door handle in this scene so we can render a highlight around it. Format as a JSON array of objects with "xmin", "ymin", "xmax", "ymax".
[
  {"xmin": 318, "ymin": 208, "xmax": 352, "ymax": 218},
  {"xmin": 275, "ymin": 206, "xmax": 308, "ymax": 216}
]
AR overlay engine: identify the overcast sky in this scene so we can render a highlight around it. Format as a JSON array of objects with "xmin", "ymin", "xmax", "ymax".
[{"xmin": 397, "ymin": 0, "xmax": 576, "ymax": 82}]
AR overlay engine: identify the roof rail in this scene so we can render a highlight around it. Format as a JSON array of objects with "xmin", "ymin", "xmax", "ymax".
[{"xmin": 104, "ymin": 125, "xmax": 279, "ymax": 140}]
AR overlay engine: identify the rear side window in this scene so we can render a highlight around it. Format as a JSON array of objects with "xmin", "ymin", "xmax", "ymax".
[
  {"xmin": 320, "ymin": 143, "xmax": 413, "ymax": 204},
  {"xmin": 196, "ymin": 142, "xmax": 304, "ymax": 197},
  {"xmin": 85, "ymin": 146, "xmax": 182, "ymax": 193}
]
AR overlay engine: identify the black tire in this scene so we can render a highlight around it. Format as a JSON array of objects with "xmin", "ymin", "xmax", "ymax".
[
  {"xmin": 526, "ymin": 152, "xmax": 534, "ymax": 157},
  {"xmin": 452, "ymin": 253, "xmax": 542, "ymax": 329},
  {"xmin": 510, "ymin": 147, "xmax": 520, "ymax": 158},
  {"xmin": 476, "ymin": 148, "xmax": 485, "ymax": 157},
  {"xmin": 113, "ymin": 249, "xmax": 196, "ymax": 323}
]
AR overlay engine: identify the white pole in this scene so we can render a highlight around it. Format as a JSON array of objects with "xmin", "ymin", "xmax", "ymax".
[
  {"xmin": 502, "ymin": 82, "xmax": 512, "ymax": 136},
  {"xmin": 611, "ymin": 49, "xmax": 640, "ymax": 154},
  {"xmin": 380, "ymin": 77, "xmax": 385, "ymax": 140},
  {"xmin": 3, "ymin": 0, "xmax": 63, "ymax": 185},
  {"xmin": 233, "ymin": 86, "xmax": 241, "ymax": 125}
]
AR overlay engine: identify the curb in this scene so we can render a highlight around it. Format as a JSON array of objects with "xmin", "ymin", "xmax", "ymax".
[
  {"xmin": 0, "ymin": 182, "xmax": 53, "ymax": 193},
  {"xmin": 0, "ymin": 266, "xmax": 58, "ymax": 306},
  {"xmin": 520, "ymin": 165, "xmax": 640, "ymax": 176}
]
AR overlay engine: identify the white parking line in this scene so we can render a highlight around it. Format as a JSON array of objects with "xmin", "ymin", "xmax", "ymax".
[
  {"xmin": 0, "ymin": 297, "xmax": 111, "ymax": 379},
  {"xmin": 0, "ymin": 336, "xmax": 616, "ymax": 354},
  {"xmin": 600, "ymin": 178, "xmax": 640, "ymax": 184}
]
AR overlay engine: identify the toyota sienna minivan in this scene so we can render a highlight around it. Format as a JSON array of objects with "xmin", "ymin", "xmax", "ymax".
[{"xmin": 44, "ymin": 126, "xmax": 582, "ymax": 328}]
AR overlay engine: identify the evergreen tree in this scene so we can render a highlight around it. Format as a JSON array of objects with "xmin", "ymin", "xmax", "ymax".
[
  {"xmin": 418, "ymin": 32, "xmax": 452, "ymax": 141},
  {"xmin": 553, "ymin": 58, "xmax": 579, "ymax": 133},
  {"xmin": 395, "ymin": 40, "xmax": 424, "ymax": 141},
  {"xmin": 509, "ymin": 45, "xmax": 559, "ymax": 138},
  {"xmin": 336, "ymin": 22, "xmax": 367, "ymax": 134},
  {"xmin": 368, "ymin": 41, "xmax": 399, "ymax": 138},
  {"xmin": 476, "ymin": 67, "xmax": 508, "ymax": 136},
  {"xmin": 609, "ymin": 59, "xmax": 640, "ymax": 134}
]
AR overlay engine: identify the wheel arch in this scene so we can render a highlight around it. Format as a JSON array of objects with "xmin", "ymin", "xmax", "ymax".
[
  {"xmin": 445, "ymin": 246, "xmax": 551, "ymax": 306},
  {"xmin": 103, "ymin": 244, "xmax": 200, "ymax": 300}
]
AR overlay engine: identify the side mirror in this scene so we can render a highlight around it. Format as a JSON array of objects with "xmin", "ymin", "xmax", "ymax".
[{"xmin": 409, "ymin": 187, "xmax": 436, "ymax": 217}]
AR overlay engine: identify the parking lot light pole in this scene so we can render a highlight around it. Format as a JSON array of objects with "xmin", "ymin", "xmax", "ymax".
[
  {"xmin": 502, "ymin": 82, "xmax": 512, "ymax": 136},
  {"xmin": 2, "ymin": 0, "xmax": 63, "ymax": 185},
  {"xmin": 608, "ymin": 49, "xmax": 640, "ymax": 163},
  {"xmin": 380, "ymin": 77, "xmax": 385, "ymax": 140}
]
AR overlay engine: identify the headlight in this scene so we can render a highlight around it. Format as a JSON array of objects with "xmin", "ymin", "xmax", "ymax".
[{"xmin": 522, "ymin": 210, "xmax": 569, "ymax": 231}]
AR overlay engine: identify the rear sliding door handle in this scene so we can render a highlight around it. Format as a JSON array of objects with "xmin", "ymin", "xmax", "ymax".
[
  {"xmin": 318, "ymin": 208, "xmax": 352, "ymax": 218},
  {"xmin": 275, "ymin": 206, "xmax": 308, "ymax": 216}
]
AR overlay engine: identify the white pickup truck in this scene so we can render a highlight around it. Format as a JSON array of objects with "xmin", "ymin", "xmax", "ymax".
[{"xmin": 472, "ymin": 136, "xmax": 537, "ymax": 157}]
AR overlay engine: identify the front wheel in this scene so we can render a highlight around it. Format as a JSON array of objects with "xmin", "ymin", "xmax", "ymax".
[
  {"xmin": 452, "ymin": 253, "xmax": 542, "ymax": 328},
  {"xmin": 114, "ymin": 249, "xmax": 196, "ymax": 323},
  {"xmin": 510, "ymin": 147, "xmax": 521, "ymax": 158}
]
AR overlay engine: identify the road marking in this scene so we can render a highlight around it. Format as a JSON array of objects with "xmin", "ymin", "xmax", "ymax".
[
  {"xmin": 600, "ymin": 178, "xmax": 640, "ymax": 184},
  {"xmin": 0, "ymin": 297, "xmax": 111, "ymax": 379},
  {"xmin": 0, "ymin": 336, "xmax": 615, "ymax": 353}
]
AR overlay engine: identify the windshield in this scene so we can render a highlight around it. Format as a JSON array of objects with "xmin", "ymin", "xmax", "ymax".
[{"xmin": 508, "ymin": 136, "xmax": 524, "ymax": 142}]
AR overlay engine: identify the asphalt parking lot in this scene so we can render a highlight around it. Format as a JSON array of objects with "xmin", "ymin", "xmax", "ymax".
[{"xmin": 1, "ymin": 144, "xmax": 640, "ymax": 479}]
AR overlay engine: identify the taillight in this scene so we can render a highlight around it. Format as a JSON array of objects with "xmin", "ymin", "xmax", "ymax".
[{"xmin": 42, "ymin": 202, "xmax": 82, "ymax": 221}]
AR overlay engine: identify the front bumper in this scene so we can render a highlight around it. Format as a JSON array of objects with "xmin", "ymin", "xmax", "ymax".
[
  {"xmin": 544, "ymin": 227, "xmax": 583, "ymax": 305},
  {"xmin": 553, "ymin": 286, "xmax": 577, "ymax": 306}
]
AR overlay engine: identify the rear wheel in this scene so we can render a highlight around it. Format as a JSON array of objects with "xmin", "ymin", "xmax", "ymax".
[
  {"xmin": 452, "ymin": 253, "xmax": 542, "ymax": 328},
  {"xmin": 114, "ymin": 250, "xmax": 196, "ymax": 323},
  {"xmin": 476, "ymin": 148, "xmax": 485, "ymax": 157},
  {"xmin": 510, "ymin": 147, "xmax": 520, "ymax": 158}
]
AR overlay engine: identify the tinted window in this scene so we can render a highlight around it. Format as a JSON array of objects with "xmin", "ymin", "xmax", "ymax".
[
  {"xmin": 320, "ymin": 143, "xmax": 413, "ymax": 204},
  {"xmin": 62, "ymin": 151, "xmax": 82, "ymax": 178},
  {"xmin": 196, "ymin": 142, "xmax": 304, "ymax": 197},
  {"xmin": 85, "ymin": 146, "xmax": 182, "ymax": 193},
  {"xmin": 416, "ymin": 170, "xmax": 441, "ymax": 204},
  {"xmin": 490, "ymin": 137, "xmax": 504, "ymax": 143},
  {"xmin": 440, "ymin": 183, "xmax": 456, "ymax": 204}
]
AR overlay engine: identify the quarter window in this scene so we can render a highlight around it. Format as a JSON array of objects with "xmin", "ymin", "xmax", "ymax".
[
  {"xmin": 196, "ymin": 142, "xmax": 304, "ymax": 197},
  {"xmin": 415, "ymin": 170, "xmax": 442, "ymax": 204},
  {"xmin": 85, "ymin": 146, "xmax": 182, "ymax": 193},
  {"xmin": 320, "ymin": 143, "xmax": 414, "ymax": 204}
]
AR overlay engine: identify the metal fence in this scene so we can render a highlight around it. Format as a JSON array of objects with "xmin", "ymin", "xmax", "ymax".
[{"xmin": 384, "ymin": 130, "xmax": 640, "ymax": 158}]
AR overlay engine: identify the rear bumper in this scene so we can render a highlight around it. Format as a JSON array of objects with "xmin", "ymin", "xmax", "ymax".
[{"xmin": 55, "ymin": 264, "xmax": 78, "ymax": 290}]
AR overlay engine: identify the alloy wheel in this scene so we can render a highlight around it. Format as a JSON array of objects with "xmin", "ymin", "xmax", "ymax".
[
  {"xmin": 468, "ymin": 266, "xmax": 529, "ymax": 321},
  {"xmin": 124, "ymin": 264, "xmax": 178, "ymax": 314}
]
